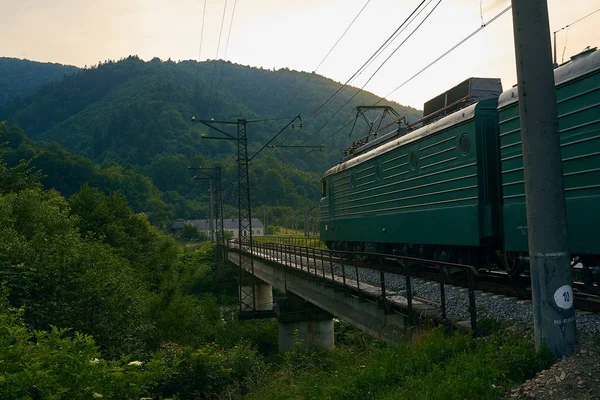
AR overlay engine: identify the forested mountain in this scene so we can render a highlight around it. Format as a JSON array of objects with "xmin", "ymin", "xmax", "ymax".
[
  {"xmin": 0, "ymin": 122, "xmax": 174, "ymax": 226},
  {"xmin": 0, "ymin": 56, "xmax": 420, "ymax": 170},
  {"xmin": 0, "ymin": 56, "xmax": 421, "ymax": 224},
  {"xmin": 0, "ymin": 122, "xmax": 321, "ymax": 227},
  {"xmin": 0, "ymin": 58, "xmax": 79, "ymax": 104}
]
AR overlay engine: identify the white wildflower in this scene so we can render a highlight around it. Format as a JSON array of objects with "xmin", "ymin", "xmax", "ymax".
[
  {"xmin": 92, "ymin": 393, "xmax": 103, "ymax": 399},
  {"xmin": 128, "ymin": 360, "xmax": 143, "ymax": 366},
  {"xmin": 90, "ymin": 358, "xmax": 100, "ymax": 364}
]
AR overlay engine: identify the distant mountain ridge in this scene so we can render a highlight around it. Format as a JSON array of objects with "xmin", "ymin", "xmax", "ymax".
[
  {"xmin": 0, "ymin": 55, "xmax": 420, "ymax": 172},
  {"xmin": 0, "ymin": 57, "xmax": 79, "ymax": 104},
  {"xmin": 0, "ymin": 55, "xmax": 421, "ymax": 225}
]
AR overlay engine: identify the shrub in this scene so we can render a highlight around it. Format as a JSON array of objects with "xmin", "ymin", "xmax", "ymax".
[
  {"xmin": 154, "ymin": 342, "xmax": 266, "ymax": 398},
  {"xmin": 0, "ymin": 292, "xmax": 166, "ymax": 399}
]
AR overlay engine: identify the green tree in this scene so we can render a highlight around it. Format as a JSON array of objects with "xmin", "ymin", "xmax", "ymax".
[
  {"xmin": 181, "ymin": 223, "xmax": 203, "ymax": 240},
  {"xmin": 68, "ymin": 185, "xmax": 181, "ymax": 291},
  {"xmin": 0, "ymin": 187, "xmax": 153, "ymax": 357}
]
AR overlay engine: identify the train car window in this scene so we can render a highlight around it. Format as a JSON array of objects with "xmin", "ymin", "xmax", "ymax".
[
  {"xmin": 459, "ymin": 133, "xmax": 471, "ymax": 155},
  {"xmin": 350, "ymin": 173, "xmax": 357, "ymax": 188},
  {"xmin": 321, "ymin": 179, "xmax": 327, "ymax": 197}
]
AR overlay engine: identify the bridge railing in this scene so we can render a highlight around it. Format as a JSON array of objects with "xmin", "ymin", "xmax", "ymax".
[
  {"xmin": 251, "ymin": 235, "xmax": 327, "ymax": 249},
  {"xmin": 227, "ymin": 239, "xmax": 480, "ymax": 334}
]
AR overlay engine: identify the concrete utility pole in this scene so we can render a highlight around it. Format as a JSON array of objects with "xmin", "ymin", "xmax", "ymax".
[{"xmin": 510, "ymin": 0, "xmax": 576, "ymax": 357}]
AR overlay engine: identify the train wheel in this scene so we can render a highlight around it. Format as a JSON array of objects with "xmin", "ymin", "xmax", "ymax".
[{"xmin": 497, "ymin": 251, "xmax": 523, "ymax": 278}]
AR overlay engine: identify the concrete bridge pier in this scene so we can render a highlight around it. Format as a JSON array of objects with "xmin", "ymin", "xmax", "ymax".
[
  {"xmin": 277, "ymin": 292, "xmax": 334, "ymax": 352},
  {"xmin": 239, "ymin": 273, "xmax": 273, "ymax": 311},
  {"xmin": 228, "ymin": 249, "xmax": 407, "ymax": 345}
]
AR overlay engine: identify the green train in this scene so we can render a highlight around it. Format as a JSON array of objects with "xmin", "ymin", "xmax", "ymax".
[{"xmin": 320, "ymin": 47, "xmax": 600, "ymax": 276}]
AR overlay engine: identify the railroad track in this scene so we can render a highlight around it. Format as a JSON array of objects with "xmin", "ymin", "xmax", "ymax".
[
  {"xmin": 234, "ymin": 241, "xmax": 600, "ymax": 317},
  {"xmin": 379, "ymin": 261, "xmax": 600, "ymax": 313}
]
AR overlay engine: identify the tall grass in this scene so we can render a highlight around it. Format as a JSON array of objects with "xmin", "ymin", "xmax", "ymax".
[{"xmin": 246, "ymin": 328, "xmax": 553, "ymax": 400}]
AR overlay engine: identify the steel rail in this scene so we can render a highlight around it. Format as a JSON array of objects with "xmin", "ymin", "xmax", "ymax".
[{"xmin": 229, "ymin": 240, "xmax": 600, "ymax": 314}]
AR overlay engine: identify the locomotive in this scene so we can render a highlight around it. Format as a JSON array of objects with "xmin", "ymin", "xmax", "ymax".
[{"xmin": 320, "ymin": 47, "xmax": 600, "ymax": 276}]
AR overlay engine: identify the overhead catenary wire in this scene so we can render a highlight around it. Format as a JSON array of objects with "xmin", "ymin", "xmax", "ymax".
[
  {"xmin": 304, "ymin": 0, "xmax": 443, "ymax": 144},
  {"xmin": 249, "ymin": 115, "xmax": 302, "ymax": 161},
  {"xmin": 275, "ymin": 0, "xmax": 429, "ymax": 158},
  {"xmin": 213, "ymin": 0, "xmax": 239, "ymax": 117},
  {"xmin": 555, "ymin": 7, "xmax": 600, "ymax": 33},
  {"xmin": 342, "ymin": 0, "xmax": 436, "ymax": 93},
  {"xmin": 192, "ymin": 0, "xmax": 208, "ymax": 113},
  {"xmin": 274, "ymin": 0, "xmax": 433, "ymax": 162},
  {"xmin": 554, "ymin": 8, "xmax": 600, "ymax": 64},
  {"xmin": 276, "ymin": 0, "xmax": 374, "ymax": 118},
  {"xmin": 381, "ymin": 5, "xmax": 511, "ymax": 101},
  {"xmin": 305, "ymin": 0, "xmax": 429, "ymax": 121},
  {"xmin": 311, "ymin": 4, "xmax": 512, "ymax": 151},
  {"xmin": 205, "ymin": 0, "xmax": 229, "ymax": 120}
]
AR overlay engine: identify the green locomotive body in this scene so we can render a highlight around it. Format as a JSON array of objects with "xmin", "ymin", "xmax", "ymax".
[
  {"xmin": 321, "ymin": 98, "xmax": 501, "ymax": 261},
  {"xmin": 320, "ymin": 47, "xmax": 600, "ymax": 268},
  {"xmin": 499, "ymin": 48, "xmax": 600, "ymax": 261}
]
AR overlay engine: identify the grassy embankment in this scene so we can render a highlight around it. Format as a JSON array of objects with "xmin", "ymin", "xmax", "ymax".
[{"xmin": 247, "ymin": 324, "xmax": 553, "ymax": 400}]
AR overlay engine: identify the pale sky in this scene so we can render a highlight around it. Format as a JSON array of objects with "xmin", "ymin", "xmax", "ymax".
[{"xmin": 1, "ymin": 0, "xmax": 599, "ymax": 109}]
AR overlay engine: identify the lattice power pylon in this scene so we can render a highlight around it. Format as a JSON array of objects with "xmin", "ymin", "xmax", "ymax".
[
  {"xmin": 235, "ymin": 119, "xmax": 258, "ymax": 314},
  {"xmin": 191, "ymin": 117, "xmax": 265, "ymax": 317}
]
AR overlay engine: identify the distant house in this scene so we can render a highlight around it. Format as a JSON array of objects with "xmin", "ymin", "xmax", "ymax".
[{"xmin": 181, "ymin": 218, "xmax": 264, "ymax": 239}]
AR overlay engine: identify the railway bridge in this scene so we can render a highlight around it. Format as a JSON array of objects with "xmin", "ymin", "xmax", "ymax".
[{"xmin": 225, "ymin": 240, "xmax": 480, "ymax": 352}]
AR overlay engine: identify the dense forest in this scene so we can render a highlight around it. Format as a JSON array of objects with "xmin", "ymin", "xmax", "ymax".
[
  {"xmin": 0, "ymin": 57, "xmax": 79, "ymax": 104},
  {"xmin": 0, "ymin": 121, "xmax": 322, "ymax": 228},
  {"xmin": 0, "ymin": 147, "xmax": 279, "ymax": 397},
  {"xmin": 0, "ymin": 56, "xmax": 420, "ymax": 227}
]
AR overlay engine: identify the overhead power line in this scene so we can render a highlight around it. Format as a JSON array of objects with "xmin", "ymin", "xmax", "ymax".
[
  {"xmin": 381, "ymin": 5, "xmax": 512, "ymax": 100},
  {"xmin": 249, "ymin": 115, "xmax": 302, "ymax": 161},
  {"xmin": 313, "ymin": 4, "xmax": 512, "ymax": 150},
  {"xmin": 553, "ymin": 8, "xmax": 600, "ymax": 64},
  {"xmin": 213, "ymin": 0, "xmax": 239, "ymax": 116},
  {"xmin": 305, "ymin": 0, "xmax": 443, "ymax": 143},
  {"xmin": 206, "ymin": 0, "xmax": 229, "ymax": 119},
  {"xmin": 277, "ymin": 0, "xmax": 433, "ymax": 161},
  {"xmin": 306, "ymin": 0, "xmax": 428, "ymax": 121},
  {"xmin": 342, "ymin": 0, "xmax": 436, "ymax": 93},
  {"xmin": 275, "ymin": 0, "xmax": 428, "ymax": 159},
  {"xmin": 276, "ymin": 0, "xmax": 374, "ymax": 117},
  {"xmin": 193, "ymin": 0, "xmax": 208, "ymax": 112},
  {"xmin": 558, "ymin": 7, "xmax": 600, "ymax": 31}
]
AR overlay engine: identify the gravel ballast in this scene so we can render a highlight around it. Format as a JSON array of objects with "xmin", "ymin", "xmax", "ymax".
[{"xmin": 269, "ymin": 249, "xmax": 600, "ymax": 335}]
